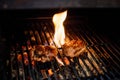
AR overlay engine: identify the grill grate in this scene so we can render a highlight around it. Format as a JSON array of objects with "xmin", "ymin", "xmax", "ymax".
[{"xmin": 9, "ymin": 19, "xmax": 120, "ymax": 80}]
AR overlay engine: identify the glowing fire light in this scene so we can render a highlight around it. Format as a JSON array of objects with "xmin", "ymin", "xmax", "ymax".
[
  {"xmin": 55, "ymin": 56, "xmax": 64, "ymax": 66},
  {"xmin": 52, "ymin": 10, "xmax": 67, "ymax": 48}
]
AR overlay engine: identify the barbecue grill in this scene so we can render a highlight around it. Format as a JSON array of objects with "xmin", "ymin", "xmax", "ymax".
[{"xmin": 0, "ymin": 8, "xmax": 120, "ymax": 80}]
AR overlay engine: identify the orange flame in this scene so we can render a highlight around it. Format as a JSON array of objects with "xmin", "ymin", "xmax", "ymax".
[
  {"xmin": 55, "ymin": 56, "xmax": 64, "ymax": 66},
  {"xmin": 52, "ymin": 10, "xmax": 67, "ymax": 48}
]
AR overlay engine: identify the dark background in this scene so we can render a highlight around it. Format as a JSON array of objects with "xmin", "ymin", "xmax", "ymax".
[
  {"xmin": 0, "ymin": 8, "xmax": 120, "ymax": 42},
  {"xmin": 0, "ymin": 0, "xmax": 120, "ymax": 9}
]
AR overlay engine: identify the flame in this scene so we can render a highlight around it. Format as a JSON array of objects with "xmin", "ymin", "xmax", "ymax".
[
  {"xmin": 63, "ymin": 57, "xmax": 70, "ymax": 65},
  {"xmin": 52, "ymin": 10, "xmax": 67, "ymax": 48},
  {"xmin": 55, "ymin": 56, "xmax": 64, "ymax": 66}
]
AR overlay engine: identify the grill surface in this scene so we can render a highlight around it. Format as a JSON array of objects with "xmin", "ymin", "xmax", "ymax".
[{"xmin": 4, "ymin": 17, "xmax": 120, "ymax": 80}]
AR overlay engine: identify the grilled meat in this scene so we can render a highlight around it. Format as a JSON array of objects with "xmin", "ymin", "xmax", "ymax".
[
  {"xmin": 62, "ymin": 40, "xmax": 86, "ymax": 57},
  {"xmin": 30, "ymin": 45, "xmax": 58, "ymax": 63}
]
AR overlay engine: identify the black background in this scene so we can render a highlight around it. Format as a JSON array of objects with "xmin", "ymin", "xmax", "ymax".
[{"xmin": 0, "ymin": 8, "xmax": 120, "ymax": 42}]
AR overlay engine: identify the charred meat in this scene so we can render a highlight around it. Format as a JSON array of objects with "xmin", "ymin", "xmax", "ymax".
[
  {"xmin": 30, "ymin": 45, "xmax": 58, "ymax": 63},
  {"xmin": 62, "ymin": 40, "xmax": 86, "ymax": 57}
]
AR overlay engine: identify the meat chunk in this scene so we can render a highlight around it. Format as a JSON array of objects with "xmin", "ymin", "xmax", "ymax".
[
  {"xmin": 30, "ymin": 45, "xmax": 58, "ymax": 63},
  {"xmin": 62, "ymin": 40, "xmax": 86, "ymax": 57}
]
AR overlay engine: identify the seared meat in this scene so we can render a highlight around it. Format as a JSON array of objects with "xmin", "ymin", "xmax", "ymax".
[
  {"xmin": 30, "ymin": 45, "xmax": 58, "ymax": 63},
  {"xmin": 62, "ymin": 40, "xmax": 86, "ymax": 57},
  {"xmin": 29, "ymin": 40, "xmax": 85, "ymax": 63}
]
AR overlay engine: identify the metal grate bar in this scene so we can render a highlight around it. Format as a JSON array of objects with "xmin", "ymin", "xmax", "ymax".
[
  {"xmin": 66, "ymin": 20, "xmax": 120, "ymax": 79},
  {"xmin": 42, "ymin": 22, "xmax": 82, "ymax": 80},
  {"xmin": 10, "ymin": 20, "xmax": 120, "ymax": 80},
  {"xmin": 79, "ymin": 23, "xmax": 120, "ymax": 78}
]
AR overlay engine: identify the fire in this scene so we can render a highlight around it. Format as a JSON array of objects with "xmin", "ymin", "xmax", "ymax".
[
  {"xmin": 55, "ymin": 56, "xmax": 64, "ymax": 66},
  {"xmin": 52, "ymin": 10, "xmax": 67, "ymax": 48}
]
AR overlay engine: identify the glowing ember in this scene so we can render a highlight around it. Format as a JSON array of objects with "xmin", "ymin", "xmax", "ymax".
[
  {"xmin": 52, "ymin": 10, "xmax": 67, "ymax": 48},
  {"xmin": 48, "ymin": 69, "xmax": 53, "ymax": 76}
]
